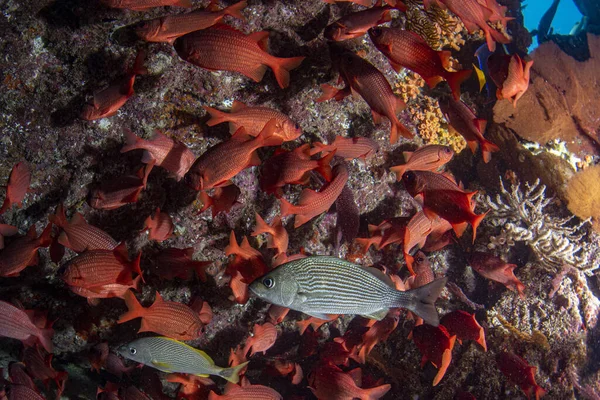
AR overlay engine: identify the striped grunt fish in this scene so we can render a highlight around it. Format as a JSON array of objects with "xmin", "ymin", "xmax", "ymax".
[
  {"xmin": 118, "ymin": 336, "xmax": 248, "ymax": 383},
  {"xmin": 250, "ymin": 256, "xmax": 446, "ymax": 326}
]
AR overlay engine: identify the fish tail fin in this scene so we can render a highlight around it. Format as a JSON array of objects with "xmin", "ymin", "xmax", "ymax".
[
  {"xmin": 202, "ymin": 105, "xmax": 229, "ymax": 127},
  {"xmin": 48, "ymin": 203, "xmax": 68, "ymax": 228},
  {"xmin": 252, "ymin": 213, "xmax": 273, "ymax": 236},
  {"xmin": 470, "ymin": 210, "xmax": 488, "ymax": 243},
  {"xmin": 38, "ymin": 223, "xmax": 53, "ymax": 248},
  {"xmin": 131, "ymin": 49, "xmax": 148, "ymax": 76},
  {"xmin": 120, "ymin": 129, "xmax": 145, "ymax": 153},
  {"xmin": 389, "ymin": 165, "xmax": 406, "ymax": 181},
  {"xmin": 219, "ymin": 361, "xmax": 249, "ymax": 384},
  {"xmin": 445, "ymin": 69, "xmax": 472, "ymax": 101},
  {"xmin": 130, "ymin": 252, "xmax": 145, "ymax": 283},
  {"xmin": 118, "ymin": 290, "xmax": 145, "ymax": 323},
  {"xmin": 222, "ymin": 0, "xmax": 247, "ymax": 21},
  {"xmin": 316, "ymin": 84, "xmax": 342, "ymax": 102},
  {"xmin": 197, "ymin": 191, "xmax": 213, "ymax": 214},
  {"xmin": 37, "ymin": 328, "xmax": 54, "ymax": 353},
  {"xmin": 279, "ymin": 197, "xmax": 295, "ymax": 218},
  {"xmin": 361, "ymin": 383, "xmax": 392, "ymax": 400},
  {"xmin": 316, "ymin": 150, "xmax": 335, "ymax": 181},
  {"xmin": 480, "ymin": 139, "xmax": 500, "ymax": 163},
  {"xmin": 270, "ymin": 56, "xmax": 305, "ymax": 89},
  {"xmin": 402, "ymin": 277, "xmax": 447, "ymax": 326}
]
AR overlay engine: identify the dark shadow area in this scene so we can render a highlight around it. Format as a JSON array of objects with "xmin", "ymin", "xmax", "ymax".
[
  {"xmin": 294, "ymin": 4, "xmax": 331, "ymax": 43},
  {"xmin": 38, "ymin": 0, "xmax": 113, "ymax": 30}
]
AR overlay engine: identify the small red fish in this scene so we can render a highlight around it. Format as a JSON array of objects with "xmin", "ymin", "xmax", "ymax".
[
  {"xmin": 136, "ymin": 1, "xmax": 246, "ymax": 43},
  {"xmin": 267, "ymin": 304, "xmax": 290, "ymax": 325},
  {"xmin": 310, "ymin": 136, "xmax": 379, "ymax": 161},
  {"xmin": 477, "ymin": 0, "xmax": 513, "ymax": 28},
  {"xmin": 308, "ymin": 362, "xmax": 391, "ymax": 400},
  {"xmin": 402, "ymin": 171, "xmax": 488, "ymax": 242},
  {"xmin": 405, "ymin": 251, "xmax": 435, "ymax": 288},
  {"xmin": 208, "ymin": 379, "xmax": 283, "ymax": 400},
  {"xmin": 496, "ymin": 352, "xmax": 546, "ymax": 400},
  {"xmin": 101, "ymin": 0, "xmax": 191, "ymax": 11},
  {"xmin": 225, "ymin": 232, "xmax": 267, "ymax": 303},
  {"xmin": 0, "ymin": 162, "xmax": 31, "ymax": 215},
  {"xmin": 143, "ymin": 208, "xmax": 173, "ymax": 242},
  {"xmin": 80, "ymin": 51, "xmax": 146, "ymax": 120},
  {"xmin": 120, "ymin": 385, "xmax": 153, "ymax": 400},
  {"xmin": 243, "ymin": 322, "xmax": 278, "ymax": 357},
  {"xmin": 297, "ymin": 315, "xmax": 338, "ymax": 335},
  {"xmin": 440, "ymin": 310, "xmax": 487, "ymax": 351},
  {"xmin": 318, "ymin": 49, "xmax": 412, "ymax": 143},
  {"xmin": 197, "ymin": 184, "xmax": 241, "ymax": 217},
  {"xmin": 403, "ymin": 211, "xmax": 433, "ymax": 273},
  {"xmin": 324, "ymin": 2, "xmax": 406, "ymax": 41},
  {"xmin": 438, "ymin": 0, "xmax": 511, "ymax": 51},
  {"xmin": 368, "ymin": 27, "xmax": 472, "ymax": 100},
  {"xmin": 355, "ymin": 316, "xmax": 399, "ymax": 363},
  {"xmin": 61, "ymin": 243, "xmax": 143, "ymax": 288},
  {"xmin": 22, "ymin": 346, "xmax": 68, "ymax": 396},
  {"xmin": 2, "ymin": 382, "xmax": 45, "ymax": 400},
  {"xmin": 0, "ymin": 224, "xmax": 18, "ymax": 250},
  {"xmin": 390, "ymin": 145, "xmax": 453, "ymax": 180},
  {"xmin": 186, "ymin": 120, "xmax": 281, "ymax": 191},
  {"xmin": 70, "ymin": 275, "xmax": 142, "ymax": 306},
  {"xmin": 280, "ymin": 163, "xmax": 349, "ymax": 228},
  {"xmin": 90, "ymin": 343, "xmax": 136, "ymax": 379},
  {"xmin": 204, "ymin": 100, "xmax": 302, "ymax": 142},
  {"xmin": 468, "ymin": 252, "xmax": 525, "ymax": 298},
  {"xmin": 118, "ymin": 290, "xmax": 203, "ymax": 341},
  {"xmin": 412, "ymin": 324, "xmax": 456, "ymax": 386},
  {"xmin": 121, "ymin": 129, "xmax": 195, "ymax": 181},
  {"xmin": 8, "ymin": 362, "xmax": 38, "ymax": 391},
  {"xmin": 252, "ymin": 213, "xmax": 289, "ymax": 256},
  {"xmin": 267, "ymin": 360, "xmax": 303, "ymax": 385},
  {"xmin": 49, "ymin": 204, "xmax": 118, "ymax": 253},
  {"xmin": 155, "ymin": 247, "xmax": 210, "ymax": 281},
  {"xmin": 438, "ymin": 97, "xmax": 499, "ymax": 163},
  {"xmin": 174, "ymin": 26, "xmax": 305, "ymax": 89},
  {"xmin": 0, "ymin": 224, "xmax": 51, "ymax": 277},
  {"xmin": 88, "ymin": 163, "xmax": 153, "ymax": 210},
  {"xmin": 260, "ymin": 144, "xmax": 334, "ymax": 197},
  {"xmin": 167, "ymin": 373, "xmax": 215, "ymax": 400},
  {"xmin": 229, "ymin": 344, "xmax": 248, "ymax": 368},
  {"xmin": 496, "ymin": 55, "xmax": 533, "ymax": 107},
  {"xmin": 323, "ymin": 0, "xmax": 372, "ymax": 6},
  {"xmin": 0, "ymin": 301, "xmax": 53, "ymax": 353}
]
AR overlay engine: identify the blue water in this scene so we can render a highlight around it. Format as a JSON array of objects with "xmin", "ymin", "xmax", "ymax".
[{"xmin": 522, "ymin": 0, "xmax": 583, "ymax": 48}]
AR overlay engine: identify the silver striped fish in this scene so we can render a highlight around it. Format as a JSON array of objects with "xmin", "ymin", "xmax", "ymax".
[
  {"xmin": 118, "ymin": 336, "xmax": 248, "ymax": 383},
  {"xmin": 249, "ymin": 256, "xmax": 446, "ymax": 326}
]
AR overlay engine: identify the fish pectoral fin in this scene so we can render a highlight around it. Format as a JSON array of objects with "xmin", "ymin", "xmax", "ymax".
[
  {"xmin": 194, "ymin": 373, "xmax": 210, "ymax": 378},
  {"xmin": 305, "ymin": 312, "xmax": 330, "ymax": 320},
  {"xmin": 362, "ymin": 309, "xmax": 389, "ymax": 321},
  {"xmin": 151, "ymin": 360, "xmax": 172, "ymax": 372},
  {"xmin": 296, "ymin": 292, "xmax": 309, "ymax": 303}
]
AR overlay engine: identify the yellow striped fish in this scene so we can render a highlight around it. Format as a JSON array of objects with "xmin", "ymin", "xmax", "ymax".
[
  {"xmin": 250, "ymin": 256, "xmax": 446, "ymax": 326},
  {"xmin": 118, "ymin": 336, "xmax": 248, "ymax": 383}
]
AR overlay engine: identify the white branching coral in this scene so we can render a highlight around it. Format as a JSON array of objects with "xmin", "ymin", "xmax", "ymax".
[{"xmin": 482, "ymin": 179, "xmax": 597, "ymax": 274}]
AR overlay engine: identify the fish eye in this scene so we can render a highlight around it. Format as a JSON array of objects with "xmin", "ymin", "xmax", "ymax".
[
  {"xmin": 129, "ymin": 347, "xmax": 137, "ymax": 355},
  {"xmin": 416, "ymin": 256, "xmax": 424, "ymax": 263},
  {"xmin": 402, "ymin": 171, "xmax": 415, "ymax": 183},
  {"xmin": 294, "ymin": 123, "xmax": 300, "ymax": 130},
  {"xmin": 262, "ymin": 277, "xmax": 275, "ymax": 288},
  {"xmin": 370, "ymin": 28, "xmax": 382, "ymax": 37},
  {"xmin": 444, "ymin": 148, "xmax": 452, "ymax": 154}
]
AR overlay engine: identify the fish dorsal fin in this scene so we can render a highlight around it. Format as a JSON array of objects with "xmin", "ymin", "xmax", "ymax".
[
  {"xmin": 247, "ymin": 31, "xmax": 270, "ymax": 51},
  {"xmin": 359, "ymin": 265, "xmax": 396, "ymax": 289},
  {"xmin": 71, "ymin": 212, "xmax": 86, "ymax": 225},
  {"xmin": 231, "ymin": 100, "xmax": 247, "ymax": 112},
  {"xmin": 26, "ymin": 225, "xmax": 37, "ymax": 239},
  {"xmin": 154, "ymin": 291, "xmax": 164, "ymax": 304}
]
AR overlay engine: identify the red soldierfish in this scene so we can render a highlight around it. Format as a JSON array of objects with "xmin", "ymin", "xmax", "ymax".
[
  {"xmin": 185, "ymin": 119, "xmax": 281, "ymax": 191},
  {"xmin": 203, "ymin": 100, "xmax": 301, "ymax": 142},
  {"xmin": 260, "ymin": 144, "xmax": 334, "ymax": 197},
  {"xmin": 318, "ymin": 49, "xmax": 412, "ymax": 143},
  {"xmin": 197, "ymin": 184, "xmax": 241, "ymax": 217},
  {"xmin": 308, "ymin": 362, "xmax": 391, "ymax": 400},
  {"xmin": 174, "ymin": 26, "xmax": 305, "ymax": 89},
  {"xmin": 0, "ymin": 162, "xmax": 31, "ymax": 215},
  {"xmin": 49, "ymin": 204, "xmax": 118, "ymax": 252},
  {"xmin": 323, "ymin": 0, "xmax": 372, "ymax": 7},
  {"xmin": 390, "ymin": 145, "xmax": 454, "ymax": 180},
  {"xmin": 118, "ymin": 290, "xmax": 203, "ymax": 341},
  {"xmin": 412, "ymin": 324, "xmax": 456, "ymax": 386},
  {"xmin": 402, "ymin": 171, "xmax": 488, "ymax": 242},
  {"xmin": 69, "ymin": 275, "xmax": 142, "ymax": 305},
  {"xmin": 496, "ymin": 55, "xmax": 533, "ymax": 107},
  {"xmin": 310, "ymin": 136, "xmax": 378, "ymax": 161},
  {"xmin": 252, "ymin": 213, "xmax": 289, "ymax": 256},
  {"xmin": 438, "ymin": 96, "xmax": 499, "ymax": 163},
  {"xmin": 0, "ymin": 224, "xmax": 18, "ymax": 250},
  {"xmin": 154, "ymin": 247, "xmax": 211, "ymax": 281},
  {"xmin": 0, "ymin": 301, "xmax": 54, "ymax": 353},
  {"xmin": 208, "ymin": 381, "xmax": 283, "ymax": 400},
  {"xmin": 143, "ymin": 208, "xmax": 173, "ymax": 242},
  {"xmin": 80, "ymin": 51, "xmax": 146, "ymax": 120},
  {"xmin": 440, "ymin": 310, "xmax": 487, "ymax": 351},
  {"xmin": 136, "ymin": 1, "xmax": 246, "ymax": 43},
  {"xmin": 121, "ymin": 129, "xmax": 195, "ymax": 181},
  {"xmin": 100, "ymin": 0, "xmax": 192, "ymax": 11},
  {"xmin": 496, "ymin": 352, "xmax": 546, "ymax": 400},
  {"xmin": 324, "ymin": 2, "xmax": 406, "ymax": 41},
  {"xmin": 61, "ymin": 243, "xmax": 143, "ymax": 288},
  {"xmin": 368, "ymin": 27, "xmax": 472, "ymax": 100},
  {"xmin": 477, "ymin": 0, "xmax": 513, "ymax": 28},
  {"xmin": 438, "ymin": 0, "xmax": 510, "ymax": 51},
  {"xmin": 405, "ymin": 251, "xmax": 435, "ymax": 288},
  {"xmin": 88, "ymin": 163, "xmax": 153, "ymax": 210},
  {"xmin": 0, "ymin": 224, "xmax": 51, "ymax": 277},
  {"xmin": 468, "ymin": 251, "xmax": 525, "ymax": 298},
  {"xmin": 243, "ymin": 322, "xmax": 278, "ymax": 356},
  {"xmin": 280, "ymin": 163, "xmax": 349, "ymax": 228}
]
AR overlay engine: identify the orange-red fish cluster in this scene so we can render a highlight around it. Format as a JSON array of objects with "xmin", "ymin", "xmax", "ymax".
[
  {"xmin": 154, "ymin": 247, "xmax": 210, "ymax": 281},
  {"xmin": 208, "ymin": 377, "xmax": 282, "ymax": 399},
  {"xmin": 310, "ymin": 136, "xmax": 379, "ymax": 161},
  {"xmin": 308, "ymin": 362, "xmax": 391, "ymax": 400},
  {"xmin": 0, "ymin": 224, "xmax": 52, "ymax": 277},
  {"xmin": 497, "ymin": 351, "xmax": 546, "ymax": 400},
  {"xmin": 390, "ymin": 145, "xmax": 454, "ymax": 179},
  {"xmin": 225, "ymin": 231, "xmax": 267, "ymax": 303},
  {"xmin": 142, "ymin": 208, "xmax": 173, "ymax": 242},
  {"xmin": 0, "ymin": 301, "xmax": 54, "ymax": 353},
  {"xmin": 468, "ymin": 251, "xmax": 525, "ymax": 298},
  {"xmin": 0, "ymin": 162, "xmax": 31, "ymax": 215}
]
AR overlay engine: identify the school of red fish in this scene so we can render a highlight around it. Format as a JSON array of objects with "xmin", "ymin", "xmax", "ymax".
[{"xmin": 0, "ymin": 0, "xmax": 543, "ymax": 399}]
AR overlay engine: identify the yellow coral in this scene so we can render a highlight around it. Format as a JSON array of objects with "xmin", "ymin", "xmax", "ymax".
[
  {"xmin": 565, "ymin": 165, "xmax": 600, "ymax": 228},
  {"xmin": 496, "ymin": 315, "xmax": 550, "ymax": 351}
]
